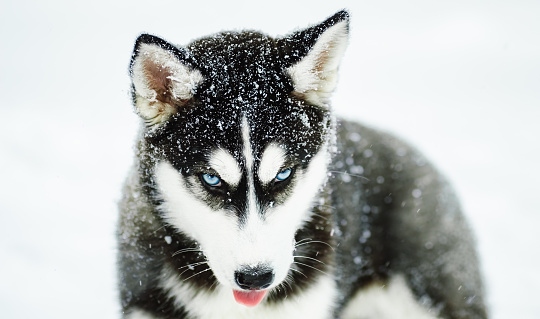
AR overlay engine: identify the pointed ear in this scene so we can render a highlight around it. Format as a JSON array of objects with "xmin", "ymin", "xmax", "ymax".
[
  {"xmin": 130, "ymin": 34, "xmax": 203, "ymax": 126},
  {"xmin": 286, "ymin": 10, "xmax": 349, "ymax": 106}
]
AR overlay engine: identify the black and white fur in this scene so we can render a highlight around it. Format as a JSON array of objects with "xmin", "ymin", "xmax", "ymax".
[{"xmin": 118, "ymin": 10, "xmax": 488, "ymax": 319}]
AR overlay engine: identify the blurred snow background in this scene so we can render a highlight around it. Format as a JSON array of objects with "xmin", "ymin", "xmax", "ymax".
[{"xmin": 1, "ymin": 0, "xmax": 538, "ymax": 318}]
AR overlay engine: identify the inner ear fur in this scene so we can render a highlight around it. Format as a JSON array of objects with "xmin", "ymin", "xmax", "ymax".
[
  {"xmin": 130, "ymin": 34, "xmax": 203, "ymax": 126},
  {"xmin": 286, "ymin": 10, "xmax": 350, "ymax": 107}
]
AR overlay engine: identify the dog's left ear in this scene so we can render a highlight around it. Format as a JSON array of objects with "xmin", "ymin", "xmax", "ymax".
[
  {"xmin": 130, "ymin": 34, "xmax": 203, "ymax": 126},
  {"xmin": 285, "ymin": 10, "xmax": 350, "ymax": 106}
]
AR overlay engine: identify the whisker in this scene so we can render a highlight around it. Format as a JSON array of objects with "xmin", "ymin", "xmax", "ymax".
[
  {"xmin": 152, "ymin": 225, "xmax": 167, "ymax": 234},
  {"xmin": 310, "ymin": 212, "xmax": 329, "ymax": 220},
  {"xmin": 283, "ymin": 276, "xmax": 294, "ymax": 293},
  {"xmin": 183, "ymin": 267, "xmax": 213, "ymax": 282},
  {"xmin": 172, "ymin": 248, "xmax": 202, "ymax": 257},
  {"xmin": 277, "ymin": 273, "xmax": 294, "ymax": 295},
  {"xmin": 178, "ymin": 261, "xmax": 208, "ymax": 271},
  {"xmin": 273, "ymin": 282, "xmax": 284, "ymax": 296},
  {"xmin": 295, "ymin": 240, "xmax": 335, "ymax": 251},
  {"xmin": 293, "ymin": 261, "xmax": 329, "ymax": 276},
  {"xmin": 208, "ymin": 277, "xmax": 219, "ymax": 290},
  {"xmin": 294, "ymin": 255, "xmax": 326, "ymax": 265},
  {"xmin": 295, "ymin": 238, "xmax": 313, "ymax": 245},
  {"xmin": 328, "ymin": 170, "xmax": 370, "ymax": 181},
  {"xmin": 289, "ymin": 267, "xmax": 308, "ymax": 278},
  {"xmin": 178, "ymin": 261, "xmax": 209, "ymax": 276},
  {"xmin": 316, "ymin": 204, "xmax": 337, "ymax": 212}
]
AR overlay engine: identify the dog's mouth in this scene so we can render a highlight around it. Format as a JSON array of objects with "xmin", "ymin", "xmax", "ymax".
[{"xmin": 232, "ymin": 289, "xmax": 268, "ymax": 307}]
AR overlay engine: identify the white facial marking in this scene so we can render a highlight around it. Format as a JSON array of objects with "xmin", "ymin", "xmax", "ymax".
[
  {"xmin": 155, "ymin": 122, "xmax": 331, "ymax": 299},
  {"xmin": 155, "ymin": 161, "xmax": 240, "ymax": 287},
  {"xmin": 258, "ymin": 144, "xmax": 287, "ymax": 184},
  {"xmin": 265, "ymin": 144, "xmax": 330, "ymax": 236},
  {"xmin": 241, "ymin": 116, "xmax": 259, "ymax": 222},
  {"xmin": 156, "ymin": 159, "xmax": 296, "ymax": 291},
  {"xmin": 241, "ymin": 116, "xmax": 254, "ymax": 173},
  {"xmin": 209, "ymin": 148, "xmax": 242, "ymax": 187},
  {"xmin": 155, "ymin": 161, "xmax": 235, "ymax": 242}
]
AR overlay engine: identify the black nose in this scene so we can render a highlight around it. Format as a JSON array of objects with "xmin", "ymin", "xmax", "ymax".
[{"xmin": 234, "ymin": 265, "xmax": 275, "ymax": 290}]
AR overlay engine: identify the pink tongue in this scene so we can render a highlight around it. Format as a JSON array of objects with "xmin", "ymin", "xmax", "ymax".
[{"xmin": 233, "ymin": 290, "xmax": 267, "ymax": 307}]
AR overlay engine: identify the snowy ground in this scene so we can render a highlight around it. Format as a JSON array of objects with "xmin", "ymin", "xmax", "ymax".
[{"xmin": 1, "ymin": 0, "xmax": 539, "ymax": 318}]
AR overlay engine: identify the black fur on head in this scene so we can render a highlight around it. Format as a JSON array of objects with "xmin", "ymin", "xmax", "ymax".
[
  {"xmin": 129, "ymin": 11, "xmax": 349, "ymax": 219},
  {"xmin": 129, "ymin": 9, "xmax": 349, "ymax": 125}
]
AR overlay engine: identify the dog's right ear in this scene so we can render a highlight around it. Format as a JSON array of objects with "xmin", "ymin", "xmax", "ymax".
[
  {"xmin": 130, "ymin": 34, "xmax": 203, "ymax": 126},
  {"xmin": 284, "ymin": 10, "xmax": 349, "ymax": 107}
]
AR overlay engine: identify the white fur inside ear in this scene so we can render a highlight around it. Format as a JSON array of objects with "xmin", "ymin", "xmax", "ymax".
[
  {"xmin": 287, "ymin": 21, "xmax": 349, "ymax": 106},
  {"xmin": 131, "ymin": 43, "xmax": 203, "ymax": 125}
]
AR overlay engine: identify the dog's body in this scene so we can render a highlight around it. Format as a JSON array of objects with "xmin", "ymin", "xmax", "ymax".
[{"xmin": 118, "ymin": 11, "xmax": 487, "ymax": 319}]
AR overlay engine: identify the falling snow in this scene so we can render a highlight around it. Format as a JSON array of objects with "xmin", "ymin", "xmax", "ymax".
[{"xmin": 1, "ymin": 2, "xmax": 538, "ymax": 319}]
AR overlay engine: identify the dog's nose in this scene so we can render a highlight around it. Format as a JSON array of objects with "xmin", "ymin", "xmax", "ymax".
[{"xmin": 234, "ymin": 265, "xmax": 275, "ymax": 290}]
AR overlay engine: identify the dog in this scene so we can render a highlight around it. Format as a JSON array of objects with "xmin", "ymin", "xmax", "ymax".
[{"xmin": 117, "ymin": 10, "xmax": 488, "ymax": 319}]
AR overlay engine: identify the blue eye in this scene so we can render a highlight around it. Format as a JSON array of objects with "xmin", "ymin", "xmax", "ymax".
[
  {"xmin": 202, "ymin": 173, "xmax": 221, "ymax": 186},
  {"xmin": 276, "ymin": 168, "xmax": 292, "ymax": 181}
]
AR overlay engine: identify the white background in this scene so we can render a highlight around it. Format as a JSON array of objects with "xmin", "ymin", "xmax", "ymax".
[{"xmin": 1, "ymin": 0, "xmax": 538, "ymax": 318}]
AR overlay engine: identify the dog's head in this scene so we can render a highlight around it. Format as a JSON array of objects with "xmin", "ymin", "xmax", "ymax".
[{"xmin": 129, "ymin": 10, "xmax": 349, "ymax": 306}]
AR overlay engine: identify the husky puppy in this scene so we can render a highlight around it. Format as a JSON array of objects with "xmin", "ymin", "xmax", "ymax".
[{"xmin": 118, "ymin": 10, "xmax": 488, "ymax": 319}]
